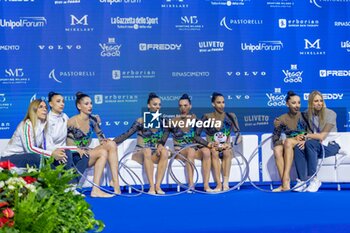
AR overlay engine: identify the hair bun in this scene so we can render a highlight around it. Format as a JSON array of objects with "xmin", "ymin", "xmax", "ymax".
[
  {"xmin": 211, "ymin": 92, "xmax": 224, "ymax": 103},
  {"xmin": 149, "ymin": 92, "xmax": 158, "ymax": 98},
  {"xmin": 287, "ymin": 91, "xmax": 296, "ymax": 96},
  {"xmin": 181, "ymin": 94, "xmax": 189, "ymax": 99},
  {"xmin": 48, "ymin": 91, "xmax": 55, "ymax": 99},
  {"xmin": 76, "ymin": 91, "xmax": 84, "ymax": 98}
]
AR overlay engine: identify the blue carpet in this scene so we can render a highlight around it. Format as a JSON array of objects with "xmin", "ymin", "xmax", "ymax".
[{"xmin": 86, "ymin": 187, "xmax": 350, "ymax": 233}]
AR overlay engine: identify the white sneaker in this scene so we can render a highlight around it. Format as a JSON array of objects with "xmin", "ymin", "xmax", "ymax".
[
  {"xmin": 65, "ymin": 184, "xmax": 85, "ymax": 197},
  {"xmin": 306, "ymin": 177, "xmax": 322, "ymax": 192},
  {"xmin": 73, "ymin": 189, "xmax": 85, "ymax": 197},
  {"xmin": 293, "ymin": 179, "xmax": 307, "ymax": 192},
  {"xmin": 338, "ymin": 148, "xmax": 347, "ymax": 156}
]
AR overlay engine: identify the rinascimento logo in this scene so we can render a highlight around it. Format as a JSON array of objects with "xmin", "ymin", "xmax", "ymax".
[{"xmin": 143, "ymin": 110, "xmax": 222, "ymax": 129}]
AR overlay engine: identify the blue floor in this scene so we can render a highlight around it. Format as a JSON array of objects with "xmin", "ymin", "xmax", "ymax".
[{"xmin": 86, "ymin": 187, "xmax": 350, "ymax": 233}]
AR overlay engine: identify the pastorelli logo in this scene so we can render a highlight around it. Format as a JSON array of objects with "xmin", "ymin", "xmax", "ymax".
[{"xmin": 143, "ymin": 111, "xmax": 221, "ymax": 129}]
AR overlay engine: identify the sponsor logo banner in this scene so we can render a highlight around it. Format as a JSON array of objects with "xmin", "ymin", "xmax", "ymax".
[
  {"xmin": 319, "ymin": 70, "xmax": 350, "ymax": 77},
  {"xmin": 278, "ymin": 18, "xmax": 319, "ymax": 28},
  {"xmin": 220, "ymin": 17, "xmax": 263, "ymax": 31},
  {"xmin": 100, "ymin": 0, "xmax": 141, "ymax": 5},
  {"xmin": 0, "ymin": 17, "xmax": 46, "ymax": 29},
  {"xmin": 139, "ymin": 43, "xmax": 181, "ymax": 51},
  {"xmin": 112, "ymin": 70, "xmax": 156, "ymax": 79},
  {"xmin": 303, "ymin": 93, "xmax": 344, "ymax": 100},
  {"xmin": 100, "ymin": 38, "xmax": 121, "ymax": 57},
  {"xmin": 241, "ymin": 41, "xmax": 283, "ymax": 52},
  {"xmin": 49, "ymin": 69, "xmax": 96, "ymax": 83},
  {"xmin": 175, "ymin": 16, "xmax": 204, "ymax": 31},
  {"xmin": 111, "ymin": 17, "xmax": 159, "ymax": 29},
  {"xmin": 282, "ymin": 64, "xmax": 303, "ymax": 83},
  {"xmin": 0, "ymin": 68, "xmax": 30, "ymax": 85},
  {"xmin": 198, "ymin": 41, "xmax": 224, "ymax": 53},
  {"xmin": 266, "ymin": 0, "xmax": 295, "ymax": 8}
]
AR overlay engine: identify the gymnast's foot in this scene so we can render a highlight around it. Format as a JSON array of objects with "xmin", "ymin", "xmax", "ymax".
[
  {"xmin": 204, "ymin": 186, "xmax": 214, "ymax": 192},
  {"xmin": 282, "ymin": 180, "xmax": 291, "ymax": 191},
  {"xmin": 213, "ymin": 184, "xmax": 222, "ymax": 192},
  {"xmin": 155, "ymin": 186, "xmax": 165, "ymax": 195},
  {"xmin": 91, "ymin": 188, "xmax": 114, "ymax": 198},
  {"xmin": 109, "ymin": 180, "xmax": 121, "ymax": 194},
  {"xmin": 223, "ymin": 182, "xmax": 229, "ymax": 191},
  {"xmin": 272, "ymin": 186, "xmax": 283, "ymax": 192},
  {"xmin": 148, "ymin": 186, "xmax": 156, "ymax": 194}
]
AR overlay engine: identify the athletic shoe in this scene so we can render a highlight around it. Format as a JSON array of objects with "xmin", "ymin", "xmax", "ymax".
[{"xmin": 306, "ymin": 177, "xmax": 322, "ymax": 192}]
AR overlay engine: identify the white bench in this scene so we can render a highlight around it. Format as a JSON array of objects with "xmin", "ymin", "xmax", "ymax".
[
  {"xmin": 116, "ymin": 135, "xmax": 259, "ymax": 190},
  {"xmin": 2, "ymin": 132, "xmax": 349, "ymax": 190},
  {"xmin": 261, "ymin": 133, "xmax": 350, "ymax": 189}
]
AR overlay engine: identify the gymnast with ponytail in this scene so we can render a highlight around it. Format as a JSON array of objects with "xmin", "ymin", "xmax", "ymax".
[
  {"xmin": 165, "ymin": 94, "xmax": 213, "ymax": 192},
  {"xmin": 197, "ymin": 92, "xmax": 241, "ymax": 192},
  {"xmin": 113, "ymin": 92, "xmax": 169, "ymax": 195},
  {"xmin": 67, "ymin": 92, "xmax": 120, "ymax": 198},
  {"xmin": 271, "ymin": 91, "xmax": 308, "ymax": 192},
  {"xmin": 46, "ymin": 92, "xmax": 89, "ymax": 189}
]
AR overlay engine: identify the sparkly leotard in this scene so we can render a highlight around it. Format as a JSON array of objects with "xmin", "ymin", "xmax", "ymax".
[{"xmin": 67, "ymin": 116, "xmax": 104, "ymax": 148}]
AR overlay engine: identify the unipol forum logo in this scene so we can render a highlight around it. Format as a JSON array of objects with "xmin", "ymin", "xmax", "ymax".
[
  {"xmin": 241, "ymin": 41, "xmax": 283, "ymax": 52},
  {"xmin": 0, "ymin": 17, "xmax": 46, "ymax": 29}
]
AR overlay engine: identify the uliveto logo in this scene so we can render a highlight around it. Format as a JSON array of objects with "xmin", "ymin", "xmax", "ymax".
[
  {"xmin": 55, "ymin": 0, "xmax": 80, "ymax": 4},
  {"xmin": 198, "ymin": 41, "xmax": 224, "ymax": 53}
]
